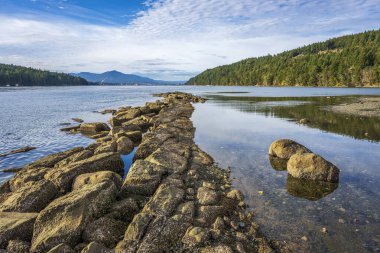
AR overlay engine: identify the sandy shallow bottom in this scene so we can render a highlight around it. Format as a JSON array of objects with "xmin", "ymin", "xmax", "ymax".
[{"xmin": 328, "ymin": 97, "xmax": 380, "ymax": 117}]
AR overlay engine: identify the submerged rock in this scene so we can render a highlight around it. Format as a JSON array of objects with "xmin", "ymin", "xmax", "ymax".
[
  {"xmin": 269, "ymin": 139, "xmax": 311, "ymax": 159},
  {"xmin": 0, "ymin": 146, "xmax": 36, "ymax": 158},
  {"xmin": 71, "ymin": 118, "xmax": 84, "ymax": 123},
  {"xmin": 287, "ymin": 153, "xmax": 340, "ymax": 183}
]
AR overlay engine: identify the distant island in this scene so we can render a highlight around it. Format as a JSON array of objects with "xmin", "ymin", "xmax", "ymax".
[
  {"xmin": 72, "ymin": 70, "xmax": 185, "ymax": 85},
  {"xmin": 187, "ymin": 29, "xmax": 380, "ymax": 87},
  {"xmin": 0, "ymin": 64, "xmax": 88, "ymax": 86}
]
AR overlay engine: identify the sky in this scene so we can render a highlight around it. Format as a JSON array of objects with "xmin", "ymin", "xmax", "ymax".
[{"xmin": 0, "ymin": 0, "xmax": 379, "ymax": 80}]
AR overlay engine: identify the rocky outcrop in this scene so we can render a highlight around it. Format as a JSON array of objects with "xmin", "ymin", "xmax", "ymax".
[
  {"xmin": 0, "ymin": 92, "xmax": 274, "ymax": 253},
  {"xmin": 287, "ymin": 153, "xmax": 340, "ymax": 183},
  {"xmin": 268, "ymin": 139, "xmax": 311, "ymax": 159}
]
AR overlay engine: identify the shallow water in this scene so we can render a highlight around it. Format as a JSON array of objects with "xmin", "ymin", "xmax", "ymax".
[
  {"xmin": 192, "ymin": 95, "xmax": 380, "ymax": 253},
  {"xmin": 1, "ymin": 86, "xmax": 380, "ymax": 252}
]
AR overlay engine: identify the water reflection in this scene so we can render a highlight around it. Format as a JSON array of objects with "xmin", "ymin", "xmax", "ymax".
[
  {"xmin": 286, "ymin": 175, "xmax": 339, "ymax": 201},
  {"xmin": 268, "ymin": 155, "xmax": 287, "ymax": 171},
  {"xmin": 206, "ymin": 95, "xmax": 380, "ymax": 142}
]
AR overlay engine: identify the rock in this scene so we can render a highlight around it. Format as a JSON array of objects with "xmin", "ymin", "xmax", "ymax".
[
  {"xmin": 72, "ymin": 171, "xmax": 123, "ymax": 191},
  {"xmin": 72, "ymin": 118, "xmax": 84, "ymax": 123},
  {"xmin": 27, "ymin": 147, "xmax": 84, "ymax": 168},
  {"xmin": 299, "ymin": 118, "xmax": 310, "ymax": 124},
  {"xmin": 143, "ymin": 182, "xmax": 185, "ymax": 216},
  {"xmin": 82, "ymin": 217, "xmax": 126, "ymax": 248},
  {"xmin": 197, "ymin": 186, "xmax": 219, "ymax": 205},
  {"xmin": 125, "ymin": 131, "xmax": 142, "ymax": 143},
  {"xmin": 45, "ymin": 152, "xmax": 124, "ymax": 192},
  {"xmin": 90, "ymin": 132, "xmax": 110, "ymax": 139},
  {"xmin": 31, "ymin": 181, "xmax": 118, "ymax": 252},
  {"xmin": 9, "ymin": 167, "xmax": 51, "ymax": 191},
  {"xmin": 145, "ymin": 101, "xmax": 162, "ymax": 113},
  {"xmin": 6, "ymin": 239, "xmax": 31, "ymax": 253},
  {"xmin": 200, "ymin": 245, "xmax": 233, "ymax": 253},
  {"xmin": 226, "ymin": 189, "xmax": 244, "ymax": 202},
  {"xmin": 60, "ymin": 125, "xmax": 80, "ymax": 132},
  {"xmin": 94, "ymin": 141, "xmax": 117, "ymax": 155},
  {"xmin": 81, "ymin": 242, "xmax": 112, "ymax": 253},
  {"xmin": 212, "ymin": 217, "xmax": 225, "ymax": 230},
  {"xmin": 182, "ymin": 226, "xmax": 209, "ymax": 246},
  {"xmin": 99, "ymin": 109, "xmax": 116, "ymax": 115},
  {"xmin": 146, "ymin": 148, "xmax": 188, "ymax": 173},
  {"xmin": 54, "ymin": 150, "xmax": 93, "ymax": 168},
  {"xmin": 287, "ymin": 153, "xmax": 340, "ymax": 182},
  {"xmin": 80, "ymin": 123, "xmax": 110, "ymax": 134},
  {"xmin": 122, "ymin": 117, "xmax": 151, "ymax": 132},
  {"xmin": 0, "ymin": 180, "xmax": 58, "ymax": 212},
  {"xmin": 115, "ymin": 212, "xmax": 153, "ymax": 251},
  {"xmin": 198, "ymin": 206, "xmax": 227, "ymax": 224},
  {"xmin": 268, "ymin": 139, "xmax": 311, "ymax": 159},
  {"xmin": 120, "ymin": 160, "xmax": 165, "ymax": 197},
  {"xmin": 1, "ymin": 167, "xmax": 22, "ymax": 173},
  {"xmin": 108, "ymin": 198, "xmax": 139, "ymax": 222},
  {"xmin": 136, "ymin": 215, "xmax": 190, "ymax": 252},
  {"xmin": 47, "ymin": 243, "xmax": 74, "ymax": 253},
  {"xmin": 109, "ymin": 117, "xmax": 122, "ymax": 127},
  {"xmin": 0, "ymin": 212, "xmax": 38, "ymax": 248},
  {"xmin": 116, "ymin": 108, "xmax": 141, "ymax": 122},
  {"xmin": 116, "ymin": 136, "xmax": 134, "ymax": 155},
  {"xmin": 0, "ymin": 146, "xmax": 36, "ymax": 158}
]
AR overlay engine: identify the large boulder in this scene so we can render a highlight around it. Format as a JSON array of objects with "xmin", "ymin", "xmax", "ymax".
[
  {"xmin": 0, "ymin": 180, "xmax": 58, "ymax": 212},
  {"xmin": 268, "ymin": 139, "xmax": 311, "ymax": 159},
  {"xmin": 45, "ymin": 152, "xmax": 124, "ymax": 192},
  {"xmin": 80, "ymin": 123, "xmax": 110, "ymax": 135},
  {"xmin": 116, "ymin": 108, "xmax": 141, "ymax": 122},
  {"xmin": 31, "ymin": 181, "xmax": 118, "ymax": 252},
  {"xmin": 287, "ymin": 153, "xmax": 340, "ymax": 183},
  {"xmin": 81, "ymin": 242, "xmax": 112, "ymax": 253},
  {"xmin": 54, "ymin": 150, "xmax": 93, "ymax": 168},
  {"xmin": 0, "ymin": 212, "xmax": 38, "ymax": 248}
]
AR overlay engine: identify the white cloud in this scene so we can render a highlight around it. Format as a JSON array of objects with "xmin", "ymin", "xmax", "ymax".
[{"xmin": 0, "ymin": 0, "xmax": 379, "ymax": 80}]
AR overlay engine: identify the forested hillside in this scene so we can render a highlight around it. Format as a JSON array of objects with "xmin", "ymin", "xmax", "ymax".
[
  {"xmin": 187, "ymin": 30, "xmax": 380, "ymax": 87},
  {"xmin": 0, "ymin": 64, "xmax": 88, "ymax": 86}
]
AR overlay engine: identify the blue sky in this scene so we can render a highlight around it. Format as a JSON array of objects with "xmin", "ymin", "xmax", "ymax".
[{"xmin": 0, "ymin": 0, "xmax": 379, "ymax": 80}]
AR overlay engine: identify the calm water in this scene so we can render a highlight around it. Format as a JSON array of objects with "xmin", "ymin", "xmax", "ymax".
[{"xmin": 1, "ymin": 86, "xmax": 380, "ymax": 252}]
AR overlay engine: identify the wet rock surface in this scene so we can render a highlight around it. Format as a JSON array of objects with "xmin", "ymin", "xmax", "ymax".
[{"xmin": 0, "ymin": 92, "xmax": 276, "ymax": 253}]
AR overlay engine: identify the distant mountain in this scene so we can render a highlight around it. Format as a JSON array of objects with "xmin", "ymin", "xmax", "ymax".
[
  {"xmin": 0, "ymin": 64, "xmax": 88, "ymax": 86},
  {"xmin": 187, "ymin": 29, "xmax": 380, "ymax": 87},
  {"xmin": 73, "ymin": 70, "xmax": 184, "ymax": 85}
]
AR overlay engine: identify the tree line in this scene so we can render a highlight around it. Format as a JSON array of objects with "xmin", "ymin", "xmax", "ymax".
[
  {"xmin": 0, "ymin": 64, "xmax": 88, "ymax": 86},
  {"xmin": 187, "ymin": 29, "xmax": 380, "ymax": 87}
]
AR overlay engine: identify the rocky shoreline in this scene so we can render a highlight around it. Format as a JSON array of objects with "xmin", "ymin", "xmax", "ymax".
[{"xmin": 0, "ymin": 92, "xmax": 278, "ymax": 253}]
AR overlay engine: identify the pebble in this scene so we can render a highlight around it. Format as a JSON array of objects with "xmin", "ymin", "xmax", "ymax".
[
  {"xmin": 258, "ymin": 191, "xmax": 264, "ymax": 195},
  {"xmin": 301, "ymin": 236, "xmax": 308, "ymax": 241},
  {"xmin": 338, "ymin": 219, "xmax": 345, "ymax": 224},
  {"xmin": 321, "ymin": 227, "xmax": 328, "ymax": 233}
]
